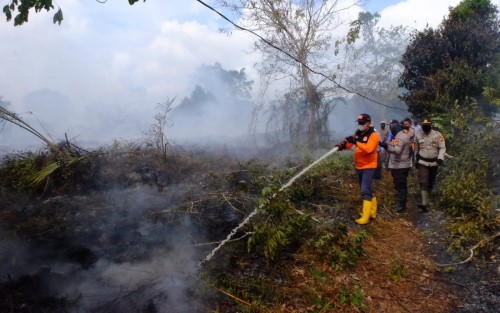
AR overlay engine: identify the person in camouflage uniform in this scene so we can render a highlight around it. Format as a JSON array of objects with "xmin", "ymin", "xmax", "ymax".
[{"xmin": 414, "ymin": 118, "xmax": 446, "ymax": 212}]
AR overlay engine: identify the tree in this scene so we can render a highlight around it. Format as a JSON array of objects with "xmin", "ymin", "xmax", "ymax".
[
  {"xmin": 344, "ymin": 12, "xmax": 410, "ymax": 118},
  {"xmin": 173, "ymin": 62, "xmax": 254, "ymax": 116},
  {"xmin": 216, "ymin": 0, "xmax": 361, "ymax": 147},
  {"xmin": 173, "ymin": 85, "xmax": 216, "ymax": 116},
  {"xmin": 170, "ymin": 63, "xmax": 255, "ymax": 140},
  {"xmin": 264, "ymin": 85, "xmax": 335, "ymax": 145},
  {"xmin": 192, "ymin": 62, "xmax": 253, "ymax": 101},
  {"xmin": 2, "ymin": 0, "xmax": 144, "ymax": 26},
  {"xmin": 399, "ymin": 0, "xmax": 499, "ymax": 118},
  {"xmin": 147, "ymin": 97, "xmax": 175, "ymax": 161}
]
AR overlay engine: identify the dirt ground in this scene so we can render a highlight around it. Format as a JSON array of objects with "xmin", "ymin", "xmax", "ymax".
[{"xmin": 236, "ymin": 170, "xmax": 499, "ymax": 313}]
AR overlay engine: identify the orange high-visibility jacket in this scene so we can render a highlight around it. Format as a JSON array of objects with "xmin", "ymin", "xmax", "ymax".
[{"xmin": 346, "ymin": 127, "xmax": 380, "ymax": 170}]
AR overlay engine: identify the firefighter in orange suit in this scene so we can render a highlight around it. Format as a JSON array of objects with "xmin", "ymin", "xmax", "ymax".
[{"xmin": 336, "ymin": 113, "xmax": 380, "ymax": 224}]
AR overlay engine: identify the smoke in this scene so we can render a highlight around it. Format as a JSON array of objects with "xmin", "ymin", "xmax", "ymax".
[
  {"xmin": 165, "ymin": 63, "xmax": 260, "ymax": 157},
  {"xmin": 329, "ymin": 95, "xmax": 409, "ymax": 142},
  {"xmin": 0, "ymin": 185, "xmax": 211, "ymax": 312}
]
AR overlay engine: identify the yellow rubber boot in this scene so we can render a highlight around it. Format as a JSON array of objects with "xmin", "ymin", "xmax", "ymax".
[
  {"xmin": 355, "ymin": 200, "xmax": 372, "ymax": 225},
  {"xmin": 370, "ymin": 197, "xmax": 377, "ymax": 219}
]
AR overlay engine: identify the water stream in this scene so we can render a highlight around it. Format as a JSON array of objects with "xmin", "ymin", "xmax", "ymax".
[{"xmin": 199, "ymin": 146, "xmax": 339, "ymax": 266}]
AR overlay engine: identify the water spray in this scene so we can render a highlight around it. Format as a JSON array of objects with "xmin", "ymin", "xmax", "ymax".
[{"xmin": 198, "ymin": 146, "xmax": 340, "ymax": 268}]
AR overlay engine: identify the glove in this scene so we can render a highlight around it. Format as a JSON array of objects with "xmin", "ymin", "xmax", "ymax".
[
  {"xmin": 378, "ymin": 141, "xmax": 388, "ymax": 149},
  {"xmin": 437, "ymin": 159, "xmax": 444, "ymax": 166},
  {"xmin": 345, "ymin": 136, "xmax": 356, "ymax": 144},
  {"xmin": 336, "ymin": 142, "xmax": 346, "ymax": 151}
]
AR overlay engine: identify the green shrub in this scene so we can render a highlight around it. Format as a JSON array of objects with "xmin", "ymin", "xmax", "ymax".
[
  {"xmin": 389, "ymin": 259, "xmax": 408, "ymax": 281},
  {"xmin": 309, "ymin": 224, "xmax": 368, "ymax": 271},
  {"xmin": 434, "ymin": 98, "xmax": 498, "ymax": 253},
  {"xmin": 248, "ymin": 189, "xmax": 312, "ymax": 260},
  {"xmin": 338, "ymin": 284, "xmax": 364, "ymax": 308}
]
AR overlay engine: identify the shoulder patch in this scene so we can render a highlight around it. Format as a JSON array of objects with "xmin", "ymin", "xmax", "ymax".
[{"xmin": 438, "ymin": 135, "xmax": 444, "ymax": 141}]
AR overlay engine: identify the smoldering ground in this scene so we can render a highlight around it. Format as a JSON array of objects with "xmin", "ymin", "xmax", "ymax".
[{"xmin": 0, "ymin": 178, "xmax": 248, "ymax": 313}]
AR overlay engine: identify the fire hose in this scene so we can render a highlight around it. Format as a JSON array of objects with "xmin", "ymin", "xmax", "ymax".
[{"xmin": 198, "ymin": 146, "xmax": 340, "ymax": 268}]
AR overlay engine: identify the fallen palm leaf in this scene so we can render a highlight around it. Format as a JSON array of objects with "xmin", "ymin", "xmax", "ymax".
[{"xmin": 30, "ymin": 155, "xmax": 93, "ymax": 186}]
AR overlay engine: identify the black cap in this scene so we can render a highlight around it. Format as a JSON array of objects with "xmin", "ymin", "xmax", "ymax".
[
  {"xmin": 356, "ymin": 113, "xmax": 371, "ymax": 123},
  {"xmin": 403, "ymin": 117, "xmax": 412, "ymax": 123}
]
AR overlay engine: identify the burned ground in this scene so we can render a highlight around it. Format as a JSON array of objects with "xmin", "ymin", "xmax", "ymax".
[{"xmin": 0, "ymin": 147, "xmax": 498, "ymax": 312}]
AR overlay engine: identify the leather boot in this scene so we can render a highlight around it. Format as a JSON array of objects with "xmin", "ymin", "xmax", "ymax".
[
  {"xmin": 370, "ymin": 197, "xmax": 377, "ymax": 219},
  {"xmin": 355, "ymin": 200, "xmax": 372, "ymax": 225}
]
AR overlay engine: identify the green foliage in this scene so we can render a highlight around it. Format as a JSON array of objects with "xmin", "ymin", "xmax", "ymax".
[
  {"xmin": 450, "ymin": 0, "xmax": 496, "ymax": 21},
  {"xmin": 0, "ymin": 150, "xmax": 100, "ymax": 195},
  {"xmin": 447, "ymin": 221, "xmax": 485, "ymax": 254},
  {"xmin": 3, "ymin": 0, "xmax": 145, "ymax": 26},
  {"xmin": 210, "ymin": 271, "xmax": 271, "ymax": 309},
  {"xmin": 400, "ymin": 0, "xmax": 499, "ymax": 118},
  {"xmin": 3, "ymin": 0, "xmax": 57, "ymax": 26},
  {"xmin": 309, "ymin": 224, "xmax": 368, "ymax": 271},
  {"xmin": 248, "ymin": 191, "xmax": 312, "ymax": 260},
  {"xmin": 30, "ymin": 160, "xmax": 61, "ymax": 186},
  {"xmin": 309, "ymin": 294, "xmax": 332, "ymax": 312},
  {"xmin": 0, "ymin": 152, "xmax": 41, "ymax": 192},
  {"xmin": 338, "ymin": 284, "xmax": 363, "ymax": 308},
  {"xmin": 284, "ymin": 152, "xmax": 355, "ymax": 203},
  {"xmin": 433, "ymin": 98, "xmax": 498, "ymax": 253},
  {"xmin": 30, "ymin": 155, "xmax": 92, "ymax": 187},
  {"xmin": 310, "ymin": 266, "xmax": 325, "ymax": 280},
  {"xmin": 346, "ymin": 18, "xmax": 362, "ymax": 45},
  {"xmin": 388, "ymin": 259, "xmax": 408, "ymax": 281},
  {"xmin": 244, "ymin": 158, "xmax": 269, "ymax": 193}
]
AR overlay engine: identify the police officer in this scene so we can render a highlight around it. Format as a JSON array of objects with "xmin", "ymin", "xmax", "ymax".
[
  {"xmin": 379, "ymin": 120, "xmax": 412, "ymax": 212},
  {"xmin": 414, "ymin": 118, "xmax": 446, "ymax": 212},
  {"xmin": 402, "ymin": 117, "xmax": 416, "ymax": 165}
]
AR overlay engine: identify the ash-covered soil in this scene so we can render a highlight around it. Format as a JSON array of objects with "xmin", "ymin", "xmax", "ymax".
[{"xmin": 409, "ymin": 207, "xmax": 499, "ymax": 313}]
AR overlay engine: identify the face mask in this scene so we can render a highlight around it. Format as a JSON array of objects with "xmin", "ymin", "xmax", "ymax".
[
  {"xmin": 358, "ymin": 125, "xmax": 366, "ymax": 132},
  {"xmin": 403, "ymin": 125, "xmax": 410, "ymax": 130},
  {"xmin": 381, "ymin": 125, "xmax": 386, "ymax": 130},
  {"xmin": 422, "ymin": 125, "xmax": 431, "ymax": 133}
]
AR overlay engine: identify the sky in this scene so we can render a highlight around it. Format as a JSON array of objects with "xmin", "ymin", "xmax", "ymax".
[{"xmin": 0, "ymin": 0, "xmax": 495, "ymax": 151}]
